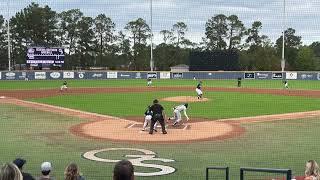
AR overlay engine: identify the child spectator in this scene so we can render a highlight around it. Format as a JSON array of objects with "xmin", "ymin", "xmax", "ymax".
[
  {"xmin": 64, "ymin": 163, "xmax": 85, "ymax": 180},
  {"xmin": 0, "ymin": 163, "xmax": 23, "ymax": 180}
]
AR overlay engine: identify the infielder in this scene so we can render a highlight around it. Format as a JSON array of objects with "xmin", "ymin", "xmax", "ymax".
[
  {"xmin": 142, "ymin": 106, "xmax": 157, "ymax": 131},
  {"xmin": 196, "ymin": 81, "xmax": 203, "ymax": 99},
  {"xmin": 284, "ymin": 80, "xmax": 289, "ymax": 89},
  {"xmin": 168, "ymin": 103, "xmax": 189, "ymax": 126},
  {"xmin": 60, "ymin": 81, "xmax": 68, "ymax": 91},
  {"xmin": 147, "ymin": 78, "xmax": 152, "ymax": 87}
]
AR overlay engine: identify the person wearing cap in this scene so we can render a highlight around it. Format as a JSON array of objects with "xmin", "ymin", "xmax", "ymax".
[
  {"xmin": 141, "ymin": 105, "xmax": 157, "ymax": 132},
  {"xmin": 38, "ymin": 162, "xmax": 55, "ymax": 180},
  {"xmin": 113, "ymin": 160, "xmax": 134, "ymax": 180},
  {"xmin": 168, "ymin": 103, "xmax": 190, "ymax": 126},
  {"xmin": 149, "ymin": 99, "xmax": 167, "ymax": 135},
  {"xmin": 13, "ymin": 158, "xmax": 35, "ymax": 180}
]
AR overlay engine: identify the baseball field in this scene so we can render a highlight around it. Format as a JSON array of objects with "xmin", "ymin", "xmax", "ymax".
[{"xmin": 1, "ymin": 79, "xmax": 320, "ymax": 179}]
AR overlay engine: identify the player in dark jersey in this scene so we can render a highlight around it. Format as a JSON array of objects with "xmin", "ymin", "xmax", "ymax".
[
  {"xmin": 195, "ymin": 81, "xmax": 203, "ymax": 99},
  {"xmin": 149, "ymin": 99, "xmax": 167, "ymax": 134},
  {"xmin": 142, "ymin": 106, "xmax": 157, "ymax": 131},
  {"xmin": 237, "ymin": 77, "xmax": 242, "ymax": 87},
  {"xmin": 60, "ymin": 81, "xmax": 68, "ymax": 91}
]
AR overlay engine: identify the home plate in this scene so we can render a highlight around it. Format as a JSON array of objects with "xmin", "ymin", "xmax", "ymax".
[{"xmin": 0, "ymin": 96, "xmax": 5, "ymax": 99}]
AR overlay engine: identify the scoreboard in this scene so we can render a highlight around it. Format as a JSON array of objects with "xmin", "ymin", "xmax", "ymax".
[{"xmin": 26, "ymin": 47, "xmax": 65, "ymax": 64}]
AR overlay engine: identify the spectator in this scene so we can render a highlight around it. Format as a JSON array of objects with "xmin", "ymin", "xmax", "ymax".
[
  {"xmin": 13, "ymin": 158, "xmax": 35, "ymax": 180},
  {"xmin": 64, "ymin": 163, "xmax": 85, "ymax": 180},
  {"xmin": 0, "ymin": 163, "xmax": 23, "ymax": 180},
  {"xmin": 113, "ymin": 160, "xmax": 134, "ymax": 180},
  {"xmin": 38, "ymin": 162, "xmax": 55, "ymax": 180},
  {"xmin": 305, "ymin": 160, "xmax": 320, "ymax": 180}
]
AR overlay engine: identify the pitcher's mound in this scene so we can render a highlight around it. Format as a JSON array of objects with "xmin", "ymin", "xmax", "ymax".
[{"xmin": 161, "ymin": 96, "xmax": 209, "ymax": 102}]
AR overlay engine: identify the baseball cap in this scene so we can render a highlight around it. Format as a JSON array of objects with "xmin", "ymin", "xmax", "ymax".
[
  {"xmin": 41, "ymin": 162, "xmax": 52, "ymax": 172},
  {"xmin": 13, "ymin": 158, "xmax": 26, "ymax": 169}
]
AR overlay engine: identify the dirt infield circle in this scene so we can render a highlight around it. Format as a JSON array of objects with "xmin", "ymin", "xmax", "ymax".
[
  {"xmin": 1, "ymin": 87, "xmax": 320, "ymax": 144},
  {"xmin": 161, "ymin": 96, "xmax": 209, "ymax": 102}
]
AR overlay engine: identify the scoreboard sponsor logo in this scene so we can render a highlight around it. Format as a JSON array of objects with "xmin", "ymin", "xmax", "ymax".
[
  {"xmin": 63, "ymin": 72, "xmax": 74, "ymax": 79},
  {"xmin": 34, "ymin": 72, "xmax": 46, "ymax": 79},
  {"xmin": 107, "ymin": 72, "xmax": 118, "ymax": 79}
]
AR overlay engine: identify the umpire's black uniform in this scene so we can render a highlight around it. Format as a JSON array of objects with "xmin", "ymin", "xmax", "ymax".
[{"xmin": 149, "ymin": 99, "xmax": 167, "ymax": 134}]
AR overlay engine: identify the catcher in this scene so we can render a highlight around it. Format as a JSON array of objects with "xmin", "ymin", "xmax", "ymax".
[
  {"xmin": 142, "ymin": 106, "xmax": 157, "ymax": 132},
  {"xmin": 168, "ymin": 103, "xmax": 189, "ymax": 126}
]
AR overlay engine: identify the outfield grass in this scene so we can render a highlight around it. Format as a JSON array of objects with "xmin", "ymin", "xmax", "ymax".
[
  {"xmin": 30, "ymin": 91, "xmax": 320, "ymax": 119},
  {"xmin": 0, "ymin": 103, "xmax": 319, "ymax": 179},
  {"xmin": 0, "ymin": 79, "xmax": 320, "ymax": 90}
]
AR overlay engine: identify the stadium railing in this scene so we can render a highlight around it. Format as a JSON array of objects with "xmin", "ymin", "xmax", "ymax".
[
  {"xmin": 240, "ymin": 167, "xmax": 292, "ymax": 180},
  {"xmin": 206, "ymin": 166, "xmax": 229, "ymax": 180}
]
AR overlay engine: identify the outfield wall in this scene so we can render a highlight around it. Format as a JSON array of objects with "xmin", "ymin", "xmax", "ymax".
[{"xmin": 0, "ymin": 71, "xmax": 319, "ymax": 80}]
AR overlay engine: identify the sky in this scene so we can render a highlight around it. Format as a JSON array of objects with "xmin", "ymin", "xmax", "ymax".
[{"xmin": 0, "ymin": 0, "xmax": 319, "ymax": 45}]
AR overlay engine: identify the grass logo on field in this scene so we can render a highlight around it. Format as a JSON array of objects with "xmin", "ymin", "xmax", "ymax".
[{"xmin": 82, "ymin": 148, "xmax": 176, "ymax": 176}]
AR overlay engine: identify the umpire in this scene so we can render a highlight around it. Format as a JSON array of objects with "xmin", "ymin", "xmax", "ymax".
[{"xmin": 149, "ymin": 99, "xmax": 167, "ymax": 135}]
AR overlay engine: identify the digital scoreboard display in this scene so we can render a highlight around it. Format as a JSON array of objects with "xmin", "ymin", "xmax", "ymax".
[{"xmin": 26, "ymin": 47, "xmax": 65, "ymax": 64}]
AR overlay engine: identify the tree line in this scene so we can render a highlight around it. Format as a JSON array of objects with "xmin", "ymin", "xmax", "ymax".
[{"xmin": 0, "ymin": 2, "xmax": 319, "ymax": 71}]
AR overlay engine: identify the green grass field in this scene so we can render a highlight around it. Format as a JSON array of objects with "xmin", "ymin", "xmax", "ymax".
[
  {"xmin": 1, "ymin": 79, "xmax": 320, "ymax": 90},
  {"xmin": 1, "ymin": 79, "xmax": 320, "ymax": 179}
]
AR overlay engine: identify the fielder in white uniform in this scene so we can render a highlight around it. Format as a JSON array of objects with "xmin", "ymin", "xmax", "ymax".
[
  {"xmin": 142, "ymin": 106, "xmax": 157, "ymax": 131},
  {"xmin": 147, "ymin": 78, "xmax": 152, "ymax": 87},
  {"xmin": 168, "ymin": 103, "xmax": 189, "ymax": 126}
]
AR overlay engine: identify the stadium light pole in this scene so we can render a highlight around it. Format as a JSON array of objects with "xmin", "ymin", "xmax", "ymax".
[
  {"xmin": 281, "ymin": 0, "xmax": 286, "ymax": 72},
  {"xmin": 7, "ymin": 0, "xmax": 11, "ymax": 71},
  {"xmin": 150, "ymin": 0, "xmax": 154, "ymax": 71}
]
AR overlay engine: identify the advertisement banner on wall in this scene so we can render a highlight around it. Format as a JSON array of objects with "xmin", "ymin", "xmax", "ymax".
[
  {"xmin": 318, "ymin": 73, "xmax": 320, "ymax": 80},
  {"xmin": 107, "ymin": 72, "xmax": 118, "ymax": 79},
  {"xmin": 160, "ymin": 72, "xmax": 170, "ymax": 79},
  {"xmin": 77, "ymin": 72, "xmax": 86, "ymax": 79},
  {"xmin": 5, "ymin": 72, "xmax": 16, "ymax": 80},
  {"xmin": 50, "ymin": 72, "xmax": 61, "ymax": 79},
  {"xmin": 244, "ymin": 72, "xmax": 255, "ymax": 79},
  {"xmin": 255, "ymin": 72, "xmax": 269, "ymax": 79},
  {"xmin": 90, "ymin": 72, "xmax": 106, "ymax": 79},
  {"xmin": 300, "ymin": 73, "xmax": 314, "ymax": 80},
  {"xmin": 18, "ymin": 72, "xmax": 27, "ymax": 80},
  {"xmin": 63, "ymin": 72, "xmax": 74, "ymax": 79},
  {"xmin": 286, "ymin": 72, "xmax": 297, "ymax": 79},
  {"xmin": 147, "ymin": 72, "xmax": 157, "ymax": 79},
  {"xmin": 34, "ymin": 72, "xmax": 46, "ymax": 79},
  {"xmin": 0, "ymin": 72, "xmax": 1, "ymax": 79},
  {"xmin": 172, "ymin": 72, "xmax": 183, "ymax": 79},
  {"xmin": 135, "ymin": 72, "xmax": 142, "ymax": 79},
  {"xmin": 272, "ymin": 72, "xmax": 283, "ymax": 79}
]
